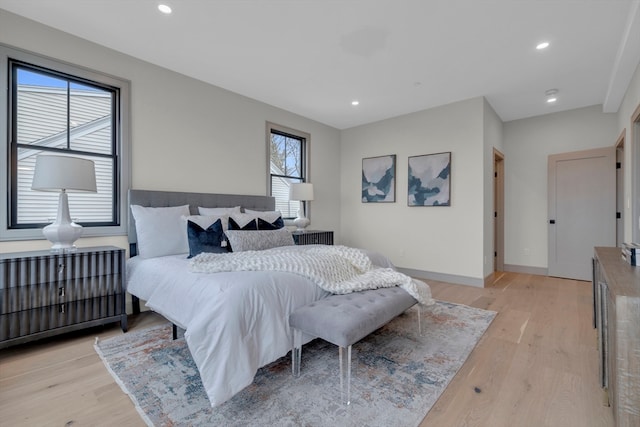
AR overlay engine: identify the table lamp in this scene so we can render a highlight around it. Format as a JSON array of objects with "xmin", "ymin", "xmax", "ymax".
[
  {"xmin": 290, "ymin": 182, "xmax": 314, "ymax": 231},
  {"xmin": 31, "ymin": 155, "xmax": 97, "ymax": 252}
]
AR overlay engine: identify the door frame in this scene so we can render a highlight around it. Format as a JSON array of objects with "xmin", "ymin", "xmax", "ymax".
[
  {"xmin": 616, "ymin": 130, "xmax": 625, "ymax": 247},
  {"xmin": 493, "ymin": 148, "xmax": 505, "ymax": 272},
  {"xmin": 632, "ymin": 104, "xmax": 640, "ymax": 243}
]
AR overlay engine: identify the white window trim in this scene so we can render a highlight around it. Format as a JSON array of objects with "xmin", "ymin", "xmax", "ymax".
[
  {"xmin": 266, "ymin": 122, "xmax": 311, "ymax": 225},
  {"xmin": 0, "ymin": 44, "xmax": 131, "ymax": 241}
]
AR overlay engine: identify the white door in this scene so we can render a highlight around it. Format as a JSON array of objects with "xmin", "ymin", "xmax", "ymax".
[{"xmin": 548, "ymin": 147, "xmax": 616, "ymax": 280}]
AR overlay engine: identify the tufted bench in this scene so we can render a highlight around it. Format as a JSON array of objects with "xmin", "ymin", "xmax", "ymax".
[{"xmin": 289, "ymin": 287, "xmax": 421, "ymax": 405}]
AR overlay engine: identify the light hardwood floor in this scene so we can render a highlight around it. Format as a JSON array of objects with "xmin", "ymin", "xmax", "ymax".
[{"xmin": 0, "ymin": 272, "xmax": 614, "ymax": 427}]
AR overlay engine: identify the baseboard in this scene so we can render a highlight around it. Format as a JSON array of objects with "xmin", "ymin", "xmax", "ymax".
[
  {"xmin": 503, "ymin": 264, "xmax": 548, "ymax": 276},
  {"xmin": 398, "ymin": 265, "xmax": 548, "ymax": 288},
  {"xmin": 397, "ymin": 267, "xmax": 485, "ymax": 288}
]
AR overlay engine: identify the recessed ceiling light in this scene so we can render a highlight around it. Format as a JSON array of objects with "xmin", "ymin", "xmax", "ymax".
[
  {"xmin": 545, "ymin": 88, "xmax": 558, "ymax": 103},
  {"xmin": 547, "ymin": 97, "xmax": 557, "ymax": 103},
  {"xmin": 536, "ymin": 42, "xmax": 550, "ymax": 50},
  {"xmin": 351, "ymin": 100, "xmax": 359, "ymax": 106},
  {"xmin": 158, "ymin": 4, "xmax": 172, "ymax": 14}
]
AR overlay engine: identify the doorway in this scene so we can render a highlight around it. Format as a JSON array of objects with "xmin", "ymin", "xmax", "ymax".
[
  {"xmin": 633, "ymin": 104, "xmax": 640, "ymax": 244},
  {"xmin": 494, "ymin": 149, "xmax": 505, "ymax": 272},
  {"xmin": 616, "ymin": 131, "xmax": 625, "ymax": 247},
  {"xmin": 548, "ymin": 147, "xmax": 616, "ymax": 280}
]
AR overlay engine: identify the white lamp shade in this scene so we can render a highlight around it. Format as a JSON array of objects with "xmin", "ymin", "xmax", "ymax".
[
  {"xmin": 290, "ymin": 182, "xmax": 314, "ymax": 201},
  {"xmin": 32, "ymin": 155, "xmax": 97, "ymax": 192}
]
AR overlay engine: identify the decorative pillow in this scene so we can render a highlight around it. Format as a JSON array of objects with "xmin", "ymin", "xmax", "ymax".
[
  {"xmin": 243, "ymin": 209, "xmax": 284, "ymax": 230},
  {"xmin": 187, "ymin": 219, "xmax": 227, "ymax": 258},
  {"xmin": 258, "ymin": 217, "xmax": 284, "ymax": 230},
  {"xmin": 228, "ymin": 214, "xmax": 258, "ymax": 230},
  {"xmin": 198, "ymin": 206, "xmax": 241, "ymax": 216},
  {"xmin": 182, "ymin": 214, "xmax": 230, "ymax": 231},
  {"xmin": 225, "ymin": 229, "xmax": 295, "ymax": 252},
  {"xmin": 131, "ymin": 204, "xmax": 190, "ymax": 258}
]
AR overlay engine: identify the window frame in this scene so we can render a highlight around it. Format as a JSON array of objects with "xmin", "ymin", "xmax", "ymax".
[
  {"xmin": 0, "ymin": 44, "xmax": 131, "ymax": 241},
  {"xmin": 266, "ymin": 122, "xmax": 311, "ymax": 221}
]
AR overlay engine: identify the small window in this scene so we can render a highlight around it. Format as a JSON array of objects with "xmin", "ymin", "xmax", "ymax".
[
  {"xmin": 267, "ymin": 123, "xmax": 309, "ymax": 219},
  {"xmin": 1, "ymin": 45, "xmax": 130, "ymax": 241}
]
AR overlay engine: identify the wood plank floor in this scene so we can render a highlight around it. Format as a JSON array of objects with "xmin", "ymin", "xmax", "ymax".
[{"xmin": 0, "ymin": 272, "xmax": 614, "ymax": 427}]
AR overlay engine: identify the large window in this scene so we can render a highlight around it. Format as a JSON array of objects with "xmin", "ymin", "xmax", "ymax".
[
  {"xmin": 267, "ymin": 123, "xmax": 309, "ymax": 219},
  {"xmin": 1, "ymin": 45, "xmax": 130, "ymax": 240}
]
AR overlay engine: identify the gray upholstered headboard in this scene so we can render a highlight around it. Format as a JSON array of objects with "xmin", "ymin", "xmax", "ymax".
[{"xmin": 128, "ymin": 189, "xmax": 275, "ymax": 256}]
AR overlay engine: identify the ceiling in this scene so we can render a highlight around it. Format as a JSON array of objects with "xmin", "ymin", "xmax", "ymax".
[{"xmin": 1, "ymin": 0, "xmax": 639, "ymax": 130}]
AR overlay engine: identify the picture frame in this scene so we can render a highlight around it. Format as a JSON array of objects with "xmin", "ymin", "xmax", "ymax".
[
  {"xmin": 408, "ymin": 152, "xmax": 451, "ymax": 206},
  {"xmin": 362, "ymin": 154, "xmax": 396, "ymax": 203}
]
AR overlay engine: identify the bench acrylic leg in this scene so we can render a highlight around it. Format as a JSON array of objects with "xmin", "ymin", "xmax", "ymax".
[
  {"xmin": 339, "ymin": 345, "xmax": 352, "ymax": 405},
  {"xmin": 292, "ymin": 328, "xmax": 302, "ymax": 377},
  {"xmin": 416, "ymin": 304, "xmax": 422, "ymax": 336}
]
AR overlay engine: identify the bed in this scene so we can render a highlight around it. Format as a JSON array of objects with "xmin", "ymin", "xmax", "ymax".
[{"xmin": 125, "ymin": 189, "xmax": 432, "ymax": 407}]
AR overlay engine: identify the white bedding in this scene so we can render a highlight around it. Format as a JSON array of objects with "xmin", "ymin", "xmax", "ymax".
[{"xmin": 126, "ymin": 246, "xmax": 420, "ymax": 407}]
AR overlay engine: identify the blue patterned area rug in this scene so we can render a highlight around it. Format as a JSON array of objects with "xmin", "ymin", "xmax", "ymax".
[{"xmin": 95, "ymin": 301, "xmax": 496, "ymax": 427}]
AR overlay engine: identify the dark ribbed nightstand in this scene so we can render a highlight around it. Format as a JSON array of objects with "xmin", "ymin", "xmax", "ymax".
[
  {"xmin": 292, "ymin": 230, "xmax": 333, "ymax": 245},
  {"xmin": 0, "ymin": 246, "xmax": 127, "ymax": 348}
]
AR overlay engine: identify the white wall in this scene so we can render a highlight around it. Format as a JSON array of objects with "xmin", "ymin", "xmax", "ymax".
[
  {"xmin": 0, "ymin": 10, "xmax": 342, "ymax": 254},
  {"xmin": 340, "ymin": 97, "xmax": 486, "ymax": 283},
  {"xmin": 2, "ymin": 9, "xmax": 637, "ymax": 282},
  {"xmin": 503, "ymin": 105, "xmax": 618, "ymax": 271},
  {"xmin": 483, "ymin": 99, "xmax": 504, "ymax": 278}
]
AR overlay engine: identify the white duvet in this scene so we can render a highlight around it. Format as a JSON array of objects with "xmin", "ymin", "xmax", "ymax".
[
  {"xmin": 190, "ymin": 245, "xmax": 433, "ymax": 304},
  {"xmin": 126, "ymin": 246, "xmax": 423, "ymax": 407}
]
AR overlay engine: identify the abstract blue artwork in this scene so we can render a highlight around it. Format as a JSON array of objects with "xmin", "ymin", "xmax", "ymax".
[
  {"xmin": 408, "ymin": 152, "xmax": 451, "ymax": 206},
  {"xmin": 362, "ymin": 155, "xmax": 396, "ymax": 203}
]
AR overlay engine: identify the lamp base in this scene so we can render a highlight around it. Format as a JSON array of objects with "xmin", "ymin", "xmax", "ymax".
[
  {"xmin": 42, "ymin": 191, "xmax": 83, "ymax": 252},
  {"xmin": 43, "ymin": 221, "xmax": 83, "ymax": 252},
  {"xmin": 293, "ymin": 215, "xmax": 310, "ymax": 231}
]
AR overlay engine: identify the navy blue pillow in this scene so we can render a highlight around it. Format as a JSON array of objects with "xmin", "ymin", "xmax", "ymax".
[
  {"xmin": 257, "ymin": 217, "xmax": 284, "ymax": 230},
  {"xmin": 187, "ymin": 219, "xmax": 227, "ymax": 258},
  {"xmin": 228, "ymin": 217, "xmax": 258, "ymax": 230}
]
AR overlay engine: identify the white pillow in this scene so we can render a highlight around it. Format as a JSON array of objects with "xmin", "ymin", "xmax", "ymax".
[
  {"xmin": 198, "ymin": 206, "xmax": 241, "ymax": 216},
  {"xmin": 131, "ymin": 204, "xmax": 190, "ymax": 258},
  {"xmin": 182, "ymin": 214, "xmax": 230, "ymax": 231},
  {"xmin": 243, "ymin": 208, "xmax": 282, "ymax": 223},
  {"xmin": 225, "ymin": 229, "xmax": 294, "ymax": 252}
]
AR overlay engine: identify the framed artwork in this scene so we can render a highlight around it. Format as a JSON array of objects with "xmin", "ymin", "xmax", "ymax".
[
  {"xmin": 408, "ymin": 151, "xmax": 451, "ymax": 206},
  {"xmin": 362, "ymin": 155, "xmax": 396, "ymax": 203}
]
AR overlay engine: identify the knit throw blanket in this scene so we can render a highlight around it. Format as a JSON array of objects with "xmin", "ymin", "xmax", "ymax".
[{"xmin": 190, "ymin": 245, "xmax": 434, "ymax": 305}]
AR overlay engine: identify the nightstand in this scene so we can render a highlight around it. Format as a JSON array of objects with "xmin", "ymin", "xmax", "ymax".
[
  {"xmin": 292, "ymin": 230, "xmax": 333, "ymax": 245},
  {"xmin": 0, "ymin": 246, "xmax": 127, "ymax": 349}
]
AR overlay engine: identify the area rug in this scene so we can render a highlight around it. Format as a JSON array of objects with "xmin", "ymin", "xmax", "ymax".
[{"xmin": 95, "ymin": 300, "xmax": 496, "ymax": 427}]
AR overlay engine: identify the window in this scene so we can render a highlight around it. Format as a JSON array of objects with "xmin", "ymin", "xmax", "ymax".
[
  {"xmin": 1, "ymin": 45, "xmax": 130, "ymax": 241},
  {"xmin": 267, "ymin": 123, "xmax": 310, "ymax": 219}
]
